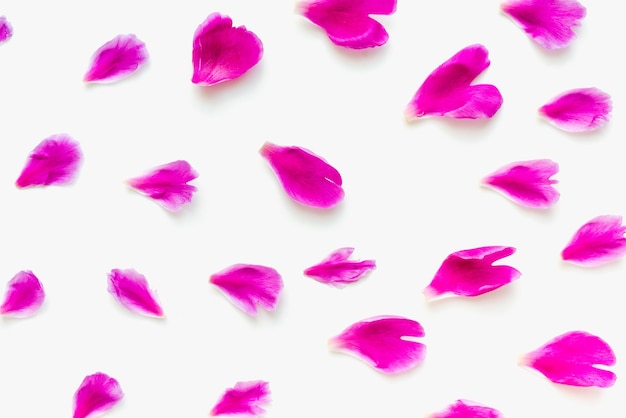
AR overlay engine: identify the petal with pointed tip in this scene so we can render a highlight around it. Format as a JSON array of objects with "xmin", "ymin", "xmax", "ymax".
[
  {"xmin": 561, "ymin": 215, "xmax": 626, "ymax": 266},
  {"xmin": 107, "ymin": 268, "xmax": 164, "ymax": 317},
  {"xmin": 210, "ymin": 380, "xmax": 270, "ymax": 417},
  {"xmin": 84, "ymin": 34, "xmax": 148, "ymax": 83},
  {"xmin": 304, "ymin": 247, "xmax": 376, "ymax": 287},
  {"xmin": 73, "ymin": 372, "xmax": 124, "ymax": 418},
  {"xmin": 428, "ymin": 399, "xmax": 503, "ymax": 418},
  {"xmin": 0, "ymin": 271, "xmax": 45, "ymax": 318},
  {"xmin": 539, "ymin": 88, "xmax": 611, "ymax": 132},
  {"xmin": 16, "ymin": 134, "xmax": 82, "ymax": 188},
  {"xmin": 0, "ymin": 16, "xmax": 13, "ymax": 43}
]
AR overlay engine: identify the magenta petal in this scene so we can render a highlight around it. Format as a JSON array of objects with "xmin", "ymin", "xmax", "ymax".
[
  {"xmin": 405, "ymin": 44, "xmax": 503, "ymax": 120},
  {"xmin": 329, "ymin": 316, "xmax": 426, "ymax": 374},
  {"xmin": 561, "ymin": 215, "xmax": 626, "ymax": 266},
  {"xmin": 539, "ymin": 88, "xmax": 611, "ymax": 132},
  {"xmin": 192, "ymin": 13, "xmax": 263, "ymax": 86},
  {"xmin": 304, "ymin": 247, "xmax": 376, "ymax": 287},
  {"xmin": 424, "ymin": 246, "xmax": 521, "ymax": 300},
  {"xmin": 107, "ymin": 268, "xmax": 164, "ymax": 317},
  {"xmin": 0, "ymin": 271, "xmax": 45, "ymax": 318},
  {"xmin": 16, "ymin": 134, "xmax": 82, "ymax": 188},
  {"xmin": 84, "ymin": 34, "xmax": 148, "ymax": 83},
  {"xmin": 520, "ymin": 331, "xmax": 616, "ymax": 388},
  {"xmin": 428, "ymin": 400, "xmax": 503, "ymax": 418},
  {"xmin": 482, "ymin": 159, "xmax": 559, "ymax": 209},
  {"xmin": 0, "ymin": 16, "xmax": 13, "ymax": 43},
  {"xmin": 73, "ymin": 372, "xmax": 124, "ymax": 418},
  {"xmin": 210, "ymin": 380, "xmax": 270, "ymax": 417}
]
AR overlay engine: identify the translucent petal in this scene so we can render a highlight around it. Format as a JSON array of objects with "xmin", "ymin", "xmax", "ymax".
[
  {"xmin": 107, "ymin": 268, "xmax": 164, "ymax": 317},
  {"xmin": 539, "ymin": 87, "xmax": 611, "ymax": 132},
  {"xmin": 428, "ymin": 399, "xmax": 503, "ymax": 418},
  {"xmin": 16, "ymin": 134, "xmax": 82, "ymax": 188},
  {"xmin": 210, "ymin": 380, "xmax": 270, "ymax": 417},
  {"xmin": 73, "ymin": 372, "xmax": 124, "ymax": 418},
  {"xmin": 0, "ymin": 271, "xmax": 45, "ymax": 318},
  {"xmin": 561, "ymin": 215, "xmax": 626, "ymax": 266},
  {"xmin": 304, "ymin": 247, "xmax": 376, "ymax": 287},
  {"xmin": 0, "ymin": 16, "xmax": 13, "ymax": 43},
  {"xmin": 84, "ymin": 34, "xmax": 148, "ymax": 83}
]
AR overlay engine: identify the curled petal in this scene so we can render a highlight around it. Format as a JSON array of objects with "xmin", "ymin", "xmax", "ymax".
[
  {"xmin": 424, "ymin": 246, "xmax": 521, "ymax": 300},
  {"xmin": 0, "ymin": 16, "xmax": 13, "ymax": 43},
  {"xmin": 210, "ymin": 380, "xmax": 271, "ymax": 417},
  {"xmin": 520, "ymin": 331, "xmax": 616, "ymax": 388},
  {"xmin": 107, "ymin": 268, "xmax": 164, "ymax": 317},
  {"xmin": 304, "ymin": 247, "xmax": 376, "ymax": 287},
  {"xmin": 329, "ymin": 316, "xmax": 426, "ymax": 374},
  {"xmin": 428, "ymin": 399, "xmax": 503, "ymax": 418},
  {"xmin": 84, "ymin": 34, "xmax": 148, "ymax": 83},
  {"xmin": 73, "ymin": 372, "xmax": 124, "ymax": 418},
  {"xmin": 16, "ymin": 134, "xmax": 82, "ymax": 188},
  {"xmin": 561, "ymin": 215, "xmax": 626, "ymax": 266},
  {"xmin": 260, "ymin": 142, "xmax": 344, "ymax": 209},
  {"xmin": 539, "ymin": 88, "xmax": 611, "ymax": 132},
  {"xmin": 405, "ymin": 44, "xmax": 503, "ymax": 120},
  {"xmin": 481, "ymin": 159, "xmax": 559, "ymax": 209},
  {"xmin": 0, "ymin": 271, "xmax": 45, "ymax": 318}
]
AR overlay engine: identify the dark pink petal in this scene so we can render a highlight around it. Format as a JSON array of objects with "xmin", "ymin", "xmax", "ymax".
[
  {"xmin": 428, "ymin": 399, "xmax": 503, "ymax": 418},
  {"xmin": 84, "ymin": 34, "xmax": 148, "ymax": 83},
  {"xmin": 0, "ymin": 271, "xmax": 45, "ymax": 318},
  {"xmin": 561, "ymin": 215, "xmax": 626, "ymax": 266},
  {"xmin": 539, "ymin": 88, "xmax": 611, "ymax": 132},
  {"xmin": 501, "ymin": 0, "xmax": 586, "ymax": 49},
  {"xmin": 260, "ymin": 142, "xmax": 344, "ymax": 209},
  {"xmin": 329, "ymin": 316, "xmax": 426, "ymax": 374},
  {"xmin": 424, "ymin": 246, "xmax": 521, "ymax": 300},
  {"xmin": 304, "ymin": 247, "xmax": 376, "ymax": 287},
  {"xmin": 73, "ymin": 372, "xmax": 124, "ymax": 418},
  {"xmin": 405, "ymin": 44, "xmax": 503, "ymax": 120},
  {"xmin": 481, "ymin": 159, "xmax": 559, "ymax": 209},
  {"xmin": 127, "ymin": 160, "xmax": 198, "ymax": 212},
  {"xmin": 210, "ymin": 380, "xmax": 270, "ymax": 417},
  {"xmin": 192, "ymin": 13, "xmax": 263, "ymax": 86},
  {"xmin": 297, "ymin": 0, "xmax": 397, "ymax": 49},
  {"xmin": 0, "ymin": 16, "xmax": 13, "ymax": 43},
  {"xmin": 520, "ymin": 331, "xmax": 616, "ymax": 388},
  {"xmin": 209, "ymin": 264, "xmax": 283, "ymax": 316},
  {"xmin": 107, "ymin": 268, "xmax": 164, "ymax": 317},
  {"xmin": 16, "ymin": 134, "xmax": 82, "ymax": 188}
]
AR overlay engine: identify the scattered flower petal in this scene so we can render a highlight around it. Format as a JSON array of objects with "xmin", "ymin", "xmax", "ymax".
[
  {"xmin": 0, "ymin": 16, "xmax": 13, "ymax": 43},
  {"xmin": 329, "ymin": 316, "xmax": 426, "ymax": 374},
  {"xmin": 297, "ymin": 0, "xmax": 397, "ymax": 49},
  {"xmin": 84, "ymin": 34, "xmax": 148, "ymax": 83},
  {"xmin": 501, "ymin": 0, "xmax": 586, "ymax": 49},
  {"xmin": 539, "ymin": 87, "xmax": 611, "ymax": 132},
  {"xmin": 561, "ymin": 215, "xmax": 626, "ymax": 266},
  {"xmin": 427, "ymin": 399, "xmax": 503, "ymax": 418},
  {"xmin": 304, "ymin": 247, "xmax": 376, "ymax": 287},
  {"xmin": 192, "ymin": 13, "xmax": 263, "ymax": 86},
  {"xmin": 210, "ymin": 264, "xmax": 283, "ymax": 316},
  {"xmin": 73, "ymin": 372, "xmax": 124, "ymax": 418},
  {"xmin": 0, "ymin": 271, "xmax": 45, "ymax": 318},
  {"xmin": 16, "ymin": 134, "xmax": 82, "ymax": 188},
  {"xmin": 481, "ymin": 159, "xmax": 559, "ymax": 209},
  {"xmin": 520, "ymin": 330, "xmax": 616, "ymax": 388},
  {"xmin": 210, "ymin": 380, "xmax": 271, "ymax": 417},
  {"xmin": 405, "ymin": 44, "xmax": 503, "ymax": 120},
  {"xmin": 424, "ymin": 246, "xmax": 521, "ymax": 300},
  {"xmin": 127, "ymin": 160, "xmax": 198, "ymax": 212},
  {"xmin": 107, "ymin": 268, "xmax": 164, "ymax": 317}
]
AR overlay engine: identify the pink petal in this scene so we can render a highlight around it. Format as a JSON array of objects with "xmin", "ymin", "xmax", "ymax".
[
  {"xmin": 561, "ymin": 215, "xmax": 626, "ymax": 266},
  {"xmin": 428, "ymin": 399, "xmax": 503, "ymax": 418},
  {"xmin": 210, "ymin": 380, "xmax": 270, "ymax": 417},
  {"xmin": 297, "ymin": 0, "xmax": 397, "ymax": 49},
  {"xmin": 73, "ymin": 372, "xmax": 124, "ymax": 418},
  {"xmin": 405, "ymin": 44, "xmax": 503, "ymax": 120},
  {"xmin": 329, "ymin": 316, "xmax": 426, "ymax": 374},
  {"xmin": 520, "ymin": 331, "xmax": 616, "ymax": 388},
  {"xmin": 260, "ymin": 142, "xmax": 344, "ymax": 209},
  {"xmin": 0, "ymin": 16, "xmax": 13, "ymax": 43},
  {"xmin": 304, "ymin": 247, "xmax": 376, "ymax": 287},
  {"xmin": 209, "ymin": 264, "xmax": 283, "ymax": 316},
  {"xmin": 501, "ymin": 0, "xmax": 586, "ymax": 49},
  {"xmin": 127, "ymin": 160, "xmax": 198, "ymax": 212},
  {"xmin": 0, "ymin": 271, "xmax": 45, "ymax": 318},
  {"xmin": 539, "ymin": 87, "xmax": 611, "ymax": 132},
  {"xmin": 192, "ymin": 13, "xmax": 263, "ymax": 86},
  {"xmin": 84, "ymin": 34, "xmax": 148, "ymax": 83},
  {"xmin": 424, "ymin": 246, "xmax": 521, "ymax": 300},
  {"xmin": 481, "ymin": 159, "xmax": 559, "ymax": 209},
  {"xmin": 15, "ymin": 134, "xmax": 82, "ymax": 188},
  {"xmin": 107, "ymin": 268, "xmax": 164, "ymax": 317}
]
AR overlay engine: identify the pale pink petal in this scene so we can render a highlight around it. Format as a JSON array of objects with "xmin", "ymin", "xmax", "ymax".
[
  {"xmin": 561, "ymin": 215, "xmax": 626, "ymax": 266},
  {"xmin": 107, "ymin": 268, "xmax": 163, "ymax": 317},
  {"xmin": 539, "ymin": 88, "xmax": 611, "ymax": 132},
  {"xmin": 297, "ymin": 0, "xmax": 397, "ymax": 49},
  {"xmin": 304, "ymin": 247, "xmax": 376, "ymax": 287},
  {"xmin": 16, "ymin": 134, "xmax": 82, "ymax": 188},
  {"xmin": 0, "ymin": 271, "xmax": 45, "ymax": 318},
  {"xmin": 127, "ymin": 160, "xmax": 198, "ymax": 212},
  {"xmin": 73, "ymin": 372, "xmax": 124, "ymax": 418},
  {"xmin": 424, "ymin": 246, "xmax": 521, "ymax": 300},
  {"xmin": 0, "ymin": 16, "xmax": 13, "ymax": 43},
  {"xmin": 428, "ymin": 399, "xmax": 503, "ymax": 418},
  {"xmin": 520, "ymin": 331, "xmax": 616, "ymax": 388},
  {"xmin": 209, "ymin": 264, "xmax": 283, "ymax": 316},
  {"xmin": 260, "ymin": 142, "xmax": 344, "ymax": 209},
  {"xmin": 329, "ymin": 316, "xmax": 426, "ymax": 374},
  {"xmin": 405, "ymin": 44, "xmax": 503, "ymax": 120},
  {"xmin": 210, "ymin": 380, "xmax": 270, "ymax": 417},
  {"xmin": 192, "ymin": 13, "xmax": 263, "ymax": 86},
  {"xmin": 501, "ymin": 0, "xmax": 586, "ymax": 49},
  {"xmin": 84, "ymin": 34, "xmax": 148, "ymax": 83},
  {"xmin": 481, "ymin": 159, "xmax": 559, "ymax": 209}
]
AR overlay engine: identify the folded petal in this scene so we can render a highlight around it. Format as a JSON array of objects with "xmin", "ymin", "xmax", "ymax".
[
  {"xmin": 539, "ymin": 87, "xmax": 611, "ymax": 132},
  {"xmin": 304, "ymin": 247, "xmax": 376, "ymax": 287},
  {"xmin": 0, "ymin": 16, "xmax": 13, "ymax": 43},
  {"xmin": 210, "ymin": 380, "xmax": 270, "ymax": 417},
  {"xmin": 192, "ymin": 13, "xmax": 263, "ymax": 86},
  {"xmin": 107, "ymin": 268, "xmax": 164, "ymax": 317},
  {"xmin": 260, "ymin": 142, "xmax": 344, "ymax": 209},
  {"xmin": 16, "ymin": 134, "xmax": 82, "ymax": 188},
  {"xmin": 427, "ymin": 399, "xmax": 503, "ymax": 418},
  {"xmin": 561, "ymin": 215, "xmax": 626, "ymax": 266},
  {"xmin": 520, "ymin": 331, "xmax": 616, "ymax": 388},
  {"xmin": 84, "ymin": 34, "xmax": 148, "ymax": 83},
  {"xmin": 329, "ymin": 316, "xmax": 426, "ymax": 374},
  {"xmin": 405, "ymin": 44, "xmax": 503, "ymax": 120},
  {"xmin": 481, "ymin": 159, "xmax": 559, "ymax": 209},
  {"xmin": 73, "ymin": 372, "xmax": 124, "ymax": 418},
  {"xmin": 0, "ymin": 271, "xmax": 45, "ymax": 318},
  {"xmin": 424, "ymin": 246, "xmax": 521, "ymax": 300},
  {"xmin": 209, "ymin": 264, "xmax": 283, "ymax": 316}
]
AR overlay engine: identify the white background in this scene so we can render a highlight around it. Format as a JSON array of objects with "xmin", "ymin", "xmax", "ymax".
[{"xmin": 1, "ymin": 0, "xmax": 624, "ymax": 417}]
